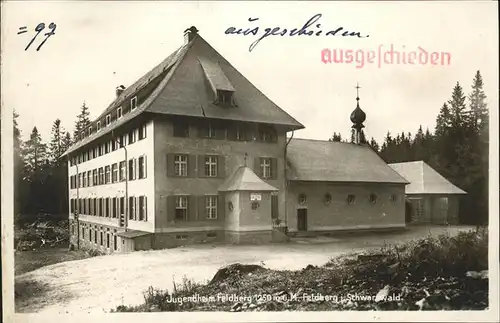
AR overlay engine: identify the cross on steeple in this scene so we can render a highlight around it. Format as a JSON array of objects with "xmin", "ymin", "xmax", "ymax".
[{"xmin": 355, "ymin": 83, "xmax": 361, "ymax": 101}]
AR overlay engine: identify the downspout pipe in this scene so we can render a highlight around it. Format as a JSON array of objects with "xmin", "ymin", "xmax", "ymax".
[{"xmin": 284, "ymin": 131, "xmax": 294, "ymax": 231}]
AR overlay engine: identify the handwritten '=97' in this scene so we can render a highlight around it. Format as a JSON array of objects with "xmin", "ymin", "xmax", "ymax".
[{"xmin": 17, "ymin": 22, "xmax": 57, "ymax": 51}]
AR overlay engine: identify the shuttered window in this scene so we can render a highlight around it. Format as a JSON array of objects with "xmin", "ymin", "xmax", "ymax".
[
  {"xmin": 138, "ymin": 156, "xmax": 147, "ymax": 179},
  {"xmin": 175, "ymin": 196, "xmax": 188, "ymax": 221},
  {"xmin": 139, "ymin": 196, "xmax": 147, "ymax": 221},
  {"xmin": 167, "ymin": 154, "xmax": 196, "ymax": 177}
]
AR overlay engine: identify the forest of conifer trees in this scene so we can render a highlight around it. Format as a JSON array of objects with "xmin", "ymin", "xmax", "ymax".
[
  {"xmin": 12, "ymin": 71, "xmax": 489, "ymax": 225},
  {"xmin": 330, "ymin": 71, "xmax": 489, "ymax": 225}
]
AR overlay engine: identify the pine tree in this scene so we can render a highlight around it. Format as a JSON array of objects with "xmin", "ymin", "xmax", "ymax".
[
  {"xmin": 49, "ymin": 119, "xmax": 66, "ymax": 165},
  {"xmin": 61, "ymin": 132, "xmax": 72, "ymax": 153},
  {"xmin": 468, "ymin": 71, "xmax": 488, "ymax": 133},
  {"xmin": 73, "ymin": 102, "xmax": 91, "ymax": 140},
  {"xmin": 22, "ymin": 127, "xmax": 48, "ymax": 182},
  {"xmin": 369, "ymin": 137, "xmax": 380, "ymax": 153},
  {"xmin": 448, "ymin": 82, "xmax": 468, "ymax": 129},
  {"xmin": 435, "ymin": 103, "xmax": 452, "ymax": 137}
]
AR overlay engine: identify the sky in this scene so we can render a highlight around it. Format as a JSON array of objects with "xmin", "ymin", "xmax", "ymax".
[{"xmin": 2, "ymin": 1, "xmax": 498, "ymax": 144}]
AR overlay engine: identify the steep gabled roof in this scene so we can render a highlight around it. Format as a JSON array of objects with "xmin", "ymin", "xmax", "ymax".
[
  {"xmin": 219, "ymin": 166, "xmax": 278, "ymax": 192},
  {"xmin": 389, "ymin": 161, "xmax": 467, "ymax": 194},
  {"xmin": 63, "ymin": 31, "xmax": 304, "ymax": 156},
  {"xmin": 286, "ymin": 138, "xmax": 409, "ymax": 184}
]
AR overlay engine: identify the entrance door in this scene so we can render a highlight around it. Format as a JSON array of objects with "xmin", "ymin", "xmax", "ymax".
[{"xmin": 297, "ymin": 209, "xmax": 308, "ymax": 231}]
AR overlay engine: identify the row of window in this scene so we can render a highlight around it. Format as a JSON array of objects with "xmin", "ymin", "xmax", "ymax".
[
  {"xmin": 70, "ymin": 156, "xmax": 147, "ymax": 189},
  {"xmin": 74, "ymin": 96, "xmax": 139, "ymax": 143},
  {"xmin": 70, "ymin": 124, "xmax": 146, "ymax": 166},
  {"xmin": 70, "ymin": 196, "xmax": 147, "ymax": 221},
  {"xmin": 168, "ymin": 154, "xmax": 276, "ymax": 179},
  {"xmin": 297, "ymin": 193, "xmax": 399, "ymax": 205},
  {"xmin": 72, "ymin": 224, "xmax": 119, "ymax": 251},
  {"xmin": 173, "ymin": 121, "xmax": 277, "ymax": 143},
  {"xmin": 174, "ymin": 195, "xmax": 218, "ymax": 221}
]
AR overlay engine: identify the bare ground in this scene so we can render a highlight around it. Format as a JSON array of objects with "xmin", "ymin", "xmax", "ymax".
[{"xmin": 14, "ymin": 225, "xmax": 474, "ymax": 314}]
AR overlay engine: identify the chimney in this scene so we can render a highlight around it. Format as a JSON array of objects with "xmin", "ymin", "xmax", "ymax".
[
  {"xmin": 115, "ymin": 85, "xmax": 126, "ymax": 97},
  {"xmin": 184, "ymin": 26, "xmax": 199, "ymax": 44}
]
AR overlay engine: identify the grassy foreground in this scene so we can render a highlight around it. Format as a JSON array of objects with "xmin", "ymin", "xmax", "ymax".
[{"xmin": 114, "ymin": 228, "xmax": 488, "ymax": 312}]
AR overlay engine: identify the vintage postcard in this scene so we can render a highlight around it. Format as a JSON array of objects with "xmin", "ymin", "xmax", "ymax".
[{"xmin": 1, "ymin": 1, "xmax": 499, "ymax": 322}]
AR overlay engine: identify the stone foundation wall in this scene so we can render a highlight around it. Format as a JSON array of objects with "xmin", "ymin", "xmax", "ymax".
[
  {"xmin": 152, "ymin": 230, "xmax": 225, "ymax": 249},
  {"xmin": 225, "ymin": 230, "xmax": 273, "ymax": 244}
]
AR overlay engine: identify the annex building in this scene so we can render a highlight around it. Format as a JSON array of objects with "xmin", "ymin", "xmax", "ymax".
[{"xmin": 62, "ymin": 26, "xmax": 411, "ymax": 253}]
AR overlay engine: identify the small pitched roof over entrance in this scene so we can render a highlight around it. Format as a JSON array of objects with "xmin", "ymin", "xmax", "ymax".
[
  {"xmin": 286, "ymin": 138, "xmax": 409, "ymax": 184},
  {"xmin": 389, "ymin": 161, "xmax": 466, "ymax": 194},
  {"xmin": 116, "ymin": 230, "xmax": 151, "ymax": 239},
  {"xmin": 219, "ymin": 166, "xmax": 278, "ymax": 192}
]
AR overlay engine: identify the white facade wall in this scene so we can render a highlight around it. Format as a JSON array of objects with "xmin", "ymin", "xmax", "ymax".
[{"xmin": 68, "ymin": 120, "xmax": 155, "ymax": 232}]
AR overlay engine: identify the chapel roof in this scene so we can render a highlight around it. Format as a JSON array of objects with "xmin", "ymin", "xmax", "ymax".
[{"xmin": 286, "ymin": 138, "xmax": 409, "ymax": 184}]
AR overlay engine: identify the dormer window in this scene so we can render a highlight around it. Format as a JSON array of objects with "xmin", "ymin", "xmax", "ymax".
[
  {"xmin": 97, "ymin": 121, "xmax": 101, "ymax": 131},
  {"xmin": 131, "ymin": 97, "xmax": 137, "ymax": 110},
  {"xmin": 117, "ymin": 107, "xmax": 122, "ymax": 119},
  {"xmin": 217, "ymin": 90, "xmax": 234, "ymax": 106},
  {"xmin": 88, "ymin": 127, "xmax": 92, "ymax": 136},
  {"xmin": 106, "ymin": 114, "xmax": 111, "ymax": 126}
]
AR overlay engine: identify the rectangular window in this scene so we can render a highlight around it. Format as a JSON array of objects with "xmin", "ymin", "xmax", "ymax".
[
  {"xmin": 89, "ymin": 229, "xmax": 92, "ymax": 242},
  {"xmin": 138, "ymin": 156, "xmax": 146, "ymax": 179},
  {"xmin": 106, "ymin": 114, "xmax": 111, "ymax": 126},
  {"xmin": 93, "ymin": 147, "xmax": 98, "ymax": 158},
  {"xmin": 114, "ymin": 235, "xmax": 118, "ymax": 250},
  {"xmin": 131, "ymin": 96, "xmax": 137, "ymax": 110},
  {"xmin": 175, "ymin": 196, "xmax": 188, "ymax": 221},
  {"xmin": 129, "ymin": 197, "xmax": 136, "ymax": 220},
  {"xmin": 235, "ymin": 126, "xmax": 245, "ymax": 141},
  {"xmin": 98, "ymin": 144, "xmax": 103, "ymax": 156},
  {"xmin": 119, "ymin": 161, "xmax": 126, "ymax": 181},
  {"xmin": 105, "ymin": 142, "xmax": 110, "ymax": 154},
  {"xmin": 128, "ymin": 159, "xmax": 136, "ymax": 180},
  {"xmin": 206, "ymin": 196, "xmax": 218, "ymax": 219},
  {"xmin": 83, "ymin": 152, "xmax": 87, "ymax": 162},
  {"xmin": 201, "ymin": 124, "xmax": 217, "ymax": 138},
  {"xmin": 82, "ymin": 227, "xmax": 85, "ymax": 239},
  {"xmin": 112, "ymin": 163, "xmax": 118, "ymax": 183},
  {"xmin": 204, "ymin": 156, "xmax": 217, "ymax": 177},
  {"xmin": 139, "ymin": 196, "xmax": 147, "ymax": 221},
  {"xmin": 117, "ymin": 107, "xmax": 122, "ymax": 119},
  {"xmin": 173, "ymin": 123, "xmax": 189, "ymax": 137},
  {"xmin": 128, "ymin": 130, "xmax": 136, "ymax": 144},
  {"xmin": 111, "ymin": 140, "xmax": 116, "ymax": 152},
  {"xmin": 94, "ymin": 229, "xmax": 98, "ymax": 243},
  {"xmin": 174, "ymin": 155, "xmax": 188, "ymax": 177},
  {"xmin": 259, "ymin": 126, "xmax": 276, "ymax": 142},
  {"xmin": 107, "ymin": 233, "xmax": 110, "ymax": 248},
  {"xmin": 93, "ymin": 169, "xmax": 98, "ymax": 186},
  {"xmin": 107, "ymin": 198, "xmax": 111, "ymax": 217},
  {"xmin": 87, "ymin": 171, "xmax": 92, "ymax": 187},
  {"xmin": 105, "ymin": 166, "xmax": 111, "ymax": 184},
  {"xmin": 100, "ymin": 198, "xmax": 105, "ymax": 217},
  {"xmin": 139, "ymin": 124, "xmax": 146, "ymax": 140},
  {"xmin": 121, "ymin": 134, "xmax": 127, "ymax": 147},
  {"xmin": 100, "ymin": 231, "xmax": 103, "ymax": 246},
  {"xmin": 120, "ymin": 197, "xmax": 125, "ymax": 218},
  {"xmin": 88, "ymin": 127, "xmax": 92, "ymax": 136},
  {"xmin": 112, "ymin": 197, "xmax": 117, "ymax": 218},
  {"xmin": 97, "ymin": 121, "xmax": 101, "ymax": 131},
  {"xmin": 82, "ymin": 173, "xmax": 87, "ymax": 187},
  {"xmin": 261, "ymin": 158, "xmax": 272, "ymax": 179}
]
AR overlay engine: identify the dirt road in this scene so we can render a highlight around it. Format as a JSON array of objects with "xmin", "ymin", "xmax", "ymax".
[{"xmin": 15, "ymin": 225, "xmax": 474, "ymax": 314}]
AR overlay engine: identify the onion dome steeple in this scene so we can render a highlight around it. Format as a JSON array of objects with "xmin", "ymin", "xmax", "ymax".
[{"xmin": 350, "ymin": 83, "xmax": 366, "ymax": 144}]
